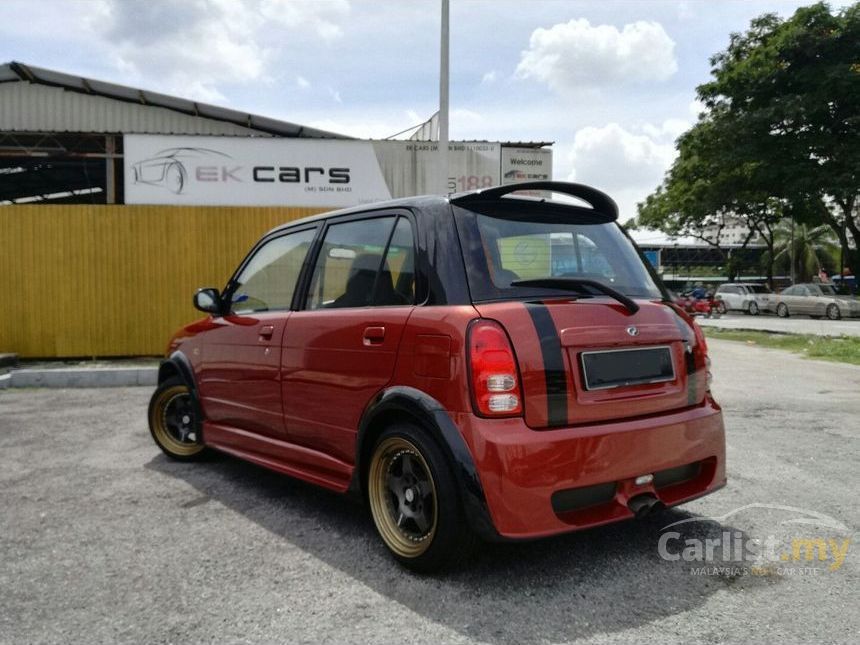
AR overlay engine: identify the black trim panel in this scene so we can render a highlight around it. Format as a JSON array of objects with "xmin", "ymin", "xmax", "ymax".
[
  {"xmin": 159, "ymin": 351, "xmax": 198, "ymax": 393},
  {"xmin": 524, "ymin": 303, "xmax": 569, "ymax": 426}
]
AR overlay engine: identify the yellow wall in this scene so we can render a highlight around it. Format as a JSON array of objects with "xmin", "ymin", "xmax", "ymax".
[{"xmin": 0, "ymin": 204, "xmax": 325, "ymax": 358}]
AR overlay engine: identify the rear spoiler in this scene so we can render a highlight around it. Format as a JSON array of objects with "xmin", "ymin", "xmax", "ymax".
[{"xmin": 449, "ymin": 181, "xmax": 618, "ymax": 222}]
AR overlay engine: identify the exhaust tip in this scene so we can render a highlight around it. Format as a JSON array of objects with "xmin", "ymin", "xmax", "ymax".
[{"xmin": 628, "ymin": 494, "xmax": 664, "ymax": 519}]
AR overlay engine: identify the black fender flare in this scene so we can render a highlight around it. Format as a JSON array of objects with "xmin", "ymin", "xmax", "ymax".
[
  {"xmin": 157, "ymin": 351, "xmax": 198, "ymax": 393},
  {"xmin": 353, "ymin": 386, "xmax": 502, "ymax": 542}
]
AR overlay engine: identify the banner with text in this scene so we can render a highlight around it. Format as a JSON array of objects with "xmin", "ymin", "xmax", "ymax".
[{"xmin": 124, "ymin": 135, "xmax": 551, "ymax": 207}]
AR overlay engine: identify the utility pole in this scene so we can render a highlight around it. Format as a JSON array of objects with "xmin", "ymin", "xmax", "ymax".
[
  {"xmin": 790, "ymin": 215, "xmax": 795, "ymax": 284},
  {"xmin": 438, "ymin": 0, "xmax": 450, "ymax": 195}
]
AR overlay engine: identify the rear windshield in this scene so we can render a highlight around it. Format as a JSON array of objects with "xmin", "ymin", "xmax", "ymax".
[{"xmin": 454, "ymin": 206, "xmax": 662, "ymax": 302}]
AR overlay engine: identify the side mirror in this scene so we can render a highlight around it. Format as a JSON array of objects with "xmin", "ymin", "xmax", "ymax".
[{"xmin": 193, "ymin": 288, "xmax": 222, "ymax": 314}]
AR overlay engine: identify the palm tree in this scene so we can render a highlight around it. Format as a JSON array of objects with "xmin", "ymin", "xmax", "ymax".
[{"xmin": 771, "ymin": 222, "xmax": 839, "ymax": 282}]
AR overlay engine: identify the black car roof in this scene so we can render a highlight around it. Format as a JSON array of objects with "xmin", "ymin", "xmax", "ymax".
[
  {"xmin": 263, "ymin": 194, "xmax": 449, "ymax": 238},
  {"xmin": 262, "ymin": 181, "xmax": 619, "ymax": 239}
]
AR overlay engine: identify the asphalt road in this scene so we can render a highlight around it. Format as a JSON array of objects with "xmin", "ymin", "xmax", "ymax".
[{"xmin": 1, "ymin": 340, "xmax": 858, "ymax": 644}]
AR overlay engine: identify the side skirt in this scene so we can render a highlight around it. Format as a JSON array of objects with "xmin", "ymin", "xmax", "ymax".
[{"xmin": 203, "ymin": 422, "xmax": 353, "ymax": 493}]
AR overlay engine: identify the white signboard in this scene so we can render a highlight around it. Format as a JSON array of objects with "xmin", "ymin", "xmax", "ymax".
[
  {"xmin": 124, "ymin": 135, "xmax": 392, "ymax": 207},
  {"xmin": 371, "ymin": 141, "xmax": 500, "ymax": 196},
  {"xmin": 501, "ymin": 147, "xmax": 553, "ymax": 184},
  {"xmin": 124, "ymin": 135, "xmax": 551, "ymax": 207}
]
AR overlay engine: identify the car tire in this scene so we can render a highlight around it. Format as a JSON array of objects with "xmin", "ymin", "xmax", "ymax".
[
  {"xmin": 717, "ymin": 301, "xmax": 727, "ymax": 315},
  {"xmin": 748, "ymin": 301, "xmax": 759, "ymax": 316},
  {"xmin": 777, "ymin": 303, "xmax": 789, "ymax": 318},
  {"xmin": 826, "ymin": 304, "xmax": 841, "ymax": 320},
  {"xmin": 148, "ymin": 376, "xmax": 207, "ymax": 461},
  {"xmin": 367, "ymin": 423, "xmax": 477, "ymax": 573}
]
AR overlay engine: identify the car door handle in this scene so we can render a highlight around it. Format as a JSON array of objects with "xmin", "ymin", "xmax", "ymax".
[
  {"xmin": 259, "ymin": 325, "xmax": 274, "ymax": 340},
  {"xmin": 363, "ymin": 326, "xmax": 385, "ymax": 345}
]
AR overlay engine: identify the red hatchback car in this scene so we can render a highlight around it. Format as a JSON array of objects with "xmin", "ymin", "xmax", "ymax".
[{"xmin": 149, "ymin": 181, "xmax": 726, "ymax": 571}]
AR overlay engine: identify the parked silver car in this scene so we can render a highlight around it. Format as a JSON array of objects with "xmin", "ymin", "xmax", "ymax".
[
  {"xmin": 714, "ymin": 283, "xmax": 774, "ymax": 315},
  {"xmin": 775, "ymin": 283, "xmax": 860, "ymax": 320}
]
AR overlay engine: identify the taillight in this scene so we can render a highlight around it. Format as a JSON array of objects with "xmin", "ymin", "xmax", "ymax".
[
  {"xmin": 691, "ymin": 319, "xmax": 712, "ymax": 388},
  {"xmin": 467, "ymin": 320, "xmax": 523, "ymax": 417}
]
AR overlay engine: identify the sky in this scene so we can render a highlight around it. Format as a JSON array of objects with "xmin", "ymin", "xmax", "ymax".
[{"xmin": 0, "ymin": 0, "xmax": 846, "ymax": 220}]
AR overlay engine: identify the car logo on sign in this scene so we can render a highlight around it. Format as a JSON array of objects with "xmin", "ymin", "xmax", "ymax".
[{"xmin": 626, "ymin": 326, "xmax": 639, "ymax": 337}]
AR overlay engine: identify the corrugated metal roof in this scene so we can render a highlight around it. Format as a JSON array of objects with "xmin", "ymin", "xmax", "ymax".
[{"xmin": 0, "ymin": 61, "xmax": 351, "ymax": 139}]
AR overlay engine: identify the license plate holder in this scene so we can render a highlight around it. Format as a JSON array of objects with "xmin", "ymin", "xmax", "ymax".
[{"xmin": 581, "ymin": 346, "xmax": 675, "ymax": 391}]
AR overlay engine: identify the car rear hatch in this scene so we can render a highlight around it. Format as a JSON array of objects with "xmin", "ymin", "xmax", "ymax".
[
  {"xmin": 473, "ymin": 299, "xmax": 706, "ymax": 428},
  {"xmin": 451, "ymin": 181, "xmax": 708, "ymax": 429}
]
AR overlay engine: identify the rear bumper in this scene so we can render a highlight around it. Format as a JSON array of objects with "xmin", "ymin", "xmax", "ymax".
[{"xmin": 457, "ymin": 396, "xmax": 726, "ymax": 539}]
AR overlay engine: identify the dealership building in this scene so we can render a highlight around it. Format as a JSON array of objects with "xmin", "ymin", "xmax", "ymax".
[
  {"xmin": 0, "ymin": 61, "xmax": 552, "ymax": 208},
  {"xmin": 0, "ymin": 61, "xmax": 552, "ymax": 358}
]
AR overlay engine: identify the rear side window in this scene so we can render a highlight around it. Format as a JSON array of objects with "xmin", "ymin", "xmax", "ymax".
[
  {"xmin": 305, "ymin": 216, "xmax": 415, "ymax": 309},
  {"xmin": 454, "ymin": 207, "xmax": 661, "ymax": 302},
  {"xmin": 231, "ymin": 228, "xmax": 316, "ymax": 314},
  {"xmin": 385, "ymin": 217, "xmax": 417, "ymax": 304}
]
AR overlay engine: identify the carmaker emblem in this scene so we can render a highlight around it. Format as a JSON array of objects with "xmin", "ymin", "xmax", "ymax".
[{"xmin": 626, "ymin": 326, "xmax": 639, "ymax": 337}]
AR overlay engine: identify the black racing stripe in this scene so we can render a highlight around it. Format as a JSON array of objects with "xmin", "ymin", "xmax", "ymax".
[{"xmin": 525, "ymin": 303, "xmax": 568, "ymax": 426}]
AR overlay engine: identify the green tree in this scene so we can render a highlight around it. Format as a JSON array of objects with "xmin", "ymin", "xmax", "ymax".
[
  {"xmin": 771, "ymin": 222, "xmax": 840, "ymax": 281},
  {"xmin": 639, "ymin": 2, "xmax": 860, "ymax": 280},
  {"xmin": 636, "ymin": 110, "xmax": 782, "ymax": 282},
  {"xmin": 700, "ymin": 2, "xmax": 860, "ymax": 271}
]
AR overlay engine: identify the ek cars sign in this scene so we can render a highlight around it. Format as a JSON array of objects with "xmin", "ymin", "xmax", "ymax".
[{"xmin": 124, "ymin": 135, "xmax": 392, "ymax": 207}]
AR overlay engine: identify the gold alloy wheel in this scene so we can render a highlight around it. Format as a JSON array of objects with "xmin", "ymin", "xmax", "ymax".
[
  {"xmin": 149, "ymin": 385, "xmax": 204, "ymax": 457},
  {"xmin": 368, "ymin": 436, "xmax": 439, "ymax": 558}
]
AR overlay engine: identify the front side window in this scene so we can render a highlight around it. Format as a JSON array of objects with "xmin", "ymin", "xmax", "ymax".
[
  {"xmin": 231, "ymin": 228, "xmax": 317, "ymax": 314},
  {"xmin": 305, "ymin": 216, "xmax": 415, "ymax": 309}
]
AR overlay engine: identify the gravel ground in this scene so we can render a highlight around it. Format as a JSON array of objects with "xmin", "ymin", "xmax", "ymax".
[{"xmin": 1, "ymin": 339, "xmax": 857, "ymax": 644}]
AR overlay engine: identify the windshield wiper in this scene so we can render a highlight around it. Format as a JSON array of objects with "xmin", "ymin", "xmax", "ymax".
[{"xmin": 509, "ymin": 278, "xmax": 640, "ymax": 314}]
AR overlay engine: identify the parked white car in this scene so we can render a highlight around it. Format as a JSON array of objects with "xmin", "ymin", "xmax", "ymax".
[
  {"xmin": 775, "ymin": 283, "xmax": 860, "ymax": 320},
  {"xmin": 714, "ymin": 283, "xmax": 774, "ymax": 315}
]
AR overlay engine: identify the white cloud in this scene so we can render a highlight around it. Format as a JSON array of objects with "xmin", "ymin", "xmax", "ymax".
[
  {"xmin": 516, "ymin": 18, "xmax": 678, "ymax": 92},
  {"xmin": 641, "ymin": 117, "xmax": 690, "ymax": 141},
  {"xmin": 296, "ymin": 75, "xmax": 310, "ymax": 89},
  {"xmin": 481, "ymin": 70, "xmax": 498, "ymax": 85},
  {"xmin": 688, "ymin": 98, "xmax": 707, "ymax": 119},
  {"xmin": 92, "ymin": 0, "xmax": 350, "ymax": 102},
  {"xmin": 564, "ymin": 123, "xmax": 677, "ymax": 219},
  {"xmin": 99, "ymin": 0, "xmax": 268, "ymax": 100},
  {"xmin": 451, "ymin": 108, "xmax": 482, "ymax": 124},
  {"xmin": 260, "ymin": 0, "xmax": 350, "ymax": 43}
]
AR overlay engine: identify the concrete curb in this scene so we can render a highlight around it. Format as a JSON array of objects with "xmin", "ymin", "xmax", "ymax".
[{"xmin": 6, "ymin": 367, "xmax": 157, "ymax": 388}]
